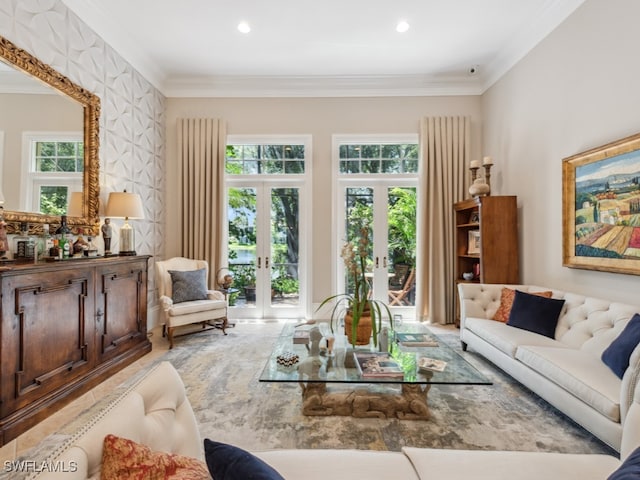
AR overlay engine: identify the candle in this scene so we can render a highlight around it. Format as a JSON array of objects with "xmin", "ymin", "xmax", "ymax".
[
  {"xmin": 470, "ymin": 160, "xmax": 480, "ymax": 169},
  {"xmin": 483, "ymin": 156, "xmax": 493, "ymax": 165}
]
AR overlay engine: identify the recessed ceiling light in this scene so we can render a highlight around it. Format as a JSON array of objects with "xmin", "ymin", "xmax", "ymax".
[
  {"xmin": 396, "ymin": 21, "xmax": 410, "ymax": 33},
  {"xmin": 237, "ymin": 22, "xmax": 251, "ymax": 34}
]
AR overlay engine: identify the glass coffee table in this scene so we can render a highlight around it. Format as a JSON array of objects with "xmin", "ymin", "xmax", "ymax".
[{"xmin": 259, "ymin": 323, "xmax": 491, "ymax": 421}]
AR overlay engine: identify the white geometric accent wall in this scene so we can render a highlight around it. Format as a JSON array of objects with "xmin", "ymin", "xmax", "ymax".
[{"xmin": 0, "ymin": 0, "xmax": 166, "ymax": 318}]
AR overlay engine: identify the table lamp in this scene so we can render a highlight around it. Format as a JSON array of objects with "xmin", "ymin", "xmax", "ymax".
[
  {"xmin": 105, "ymin": 190, "xmax": 144, "ymax": 256},
  {"xmin": 66, "ymin": 191, "xmax": 83, "ymax": 217}
]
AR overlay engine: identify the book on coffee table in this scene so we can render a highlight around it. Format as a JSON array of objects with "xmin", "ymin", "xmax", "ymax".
[
  {"xmin": 293, "ymin": 330, "xmax": 310, "ymax": 344},
  {"xmin": 418, "ymin": 356, "xmax": 447, "ymax": 372},
  {"xmin": 395, "ymin": 332, "xmax": 438, "ymax": 347},
  {"xmin": 353, "ymin": 352, "xmax": 405, "ymax": 379}
]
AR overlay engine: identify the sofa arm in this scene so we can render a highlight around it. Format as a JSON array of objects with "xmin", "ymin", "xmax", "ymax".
[
  {"xmin": 457, "ymin": 283, "xmax": 504, "ymax": 329},
  {"xmin": 159, "ymin": 294, "xmax": 173, "ymax": 311},
  {"xmin": 620, "ymin": 342, "xmax": 640, "ymax": 422}
]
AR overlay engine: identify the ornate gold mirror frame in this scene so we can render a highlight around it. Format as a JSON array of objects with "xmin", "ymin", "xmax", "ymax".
[{"xmin": 0, "ymin": 34, "xmax": 100, "ymax": 235}]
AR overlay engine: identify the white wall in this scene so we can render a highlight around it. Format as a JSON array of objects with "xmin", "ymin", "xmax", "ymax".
[
  {"xmin": 0, "ymin": 2, "xmax": 166, "ymax": 324},
  {"xmin": 482, "ymin": 0, "xmax": 640, "ymax": 303},
  {"xmin": 166, "ymin": 96, "xmax": 482, "ymax": 303}
]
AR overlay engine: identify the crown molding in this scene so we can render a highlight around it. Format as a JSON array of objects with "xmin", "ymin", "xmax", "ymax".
[
  {"xmin": 163, "ymin": 74, "xmax": 484, "ymax": 98},
  {"xmin": 63, "ymin": 0, "xmax": 585, "ymax": 98}
]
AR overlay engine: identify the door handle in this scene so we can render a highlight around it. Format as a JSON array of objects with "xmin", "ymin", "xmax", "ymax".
[
  {"xmin": 383, "ymin": 256, "xmax": 387, "ymax": 268},
  {"xmin": 265, "ymin": 257, "xmax": 270, "ymax": 268},
  {"xmin": 257, "ymin": 257, "xmax": 261, "ymax": 269},
  {"xmin": 375, "ymin": 256, "xmax": 379, "ymax": 268}
]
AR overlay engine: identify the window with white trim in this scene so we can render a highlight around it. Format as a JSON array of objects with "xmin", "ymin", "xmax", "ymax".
[
  {"xmin": 23, "ymin": 133, "xmax": 83, "ymax": 214},
  {"xmin": 338, "ymin": 141, "xmax": 418, "ymax": 174},
  {"xmin": 226, "ymin": 142, "xmax": 306, "ymax": 175}
]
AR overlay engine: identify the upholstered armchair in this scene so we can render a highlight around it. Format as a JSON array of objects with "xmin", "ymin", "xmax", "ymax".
[{"xmin": 155, "ymin": 257, "xmax": 228, "ymax": 349}]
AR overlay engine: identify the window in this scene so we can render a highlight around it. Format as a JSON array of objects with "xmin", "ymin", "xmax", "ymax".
[
  {"xmin": 339, "ymin": 142, "xmax": 418, "ymax": 174},
  {"xmin": 23, "ymin": 133, "xmax": 83, "ymax": 214},
  {"xmin": 224, "ymin": 135, "xmax": 311, "ymax": 320},
  {"xmin": 226, "ymin": 143, "xmax": 305, "ymax": 175},
  {"xmin": 333, "ymin": 134, "xmax": 419, "ymax": 310}
]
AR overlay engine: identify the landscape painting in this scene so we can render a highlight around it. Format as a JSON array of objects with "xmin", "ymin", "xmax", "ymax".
[{"xmin": 563, "ymin": 132, "xmax": 640, "ymax": 275}]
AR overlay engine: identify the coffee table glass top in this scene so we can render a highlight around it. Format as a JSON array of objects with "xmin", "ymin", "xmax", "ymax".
[{"xmin": 259, "ymin": 323, "xmax": 491, "ymax": 385}]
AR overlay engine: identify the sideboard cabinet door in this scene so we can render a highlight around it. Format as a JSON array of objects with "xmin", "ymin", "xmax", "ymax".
[
  {"xmin": 96, "ymin": 257, "xmax": 149, "ymax": 364},
  {"xmin": 0, "ymin": 267, "xmax": 95, "ymax": 417}
]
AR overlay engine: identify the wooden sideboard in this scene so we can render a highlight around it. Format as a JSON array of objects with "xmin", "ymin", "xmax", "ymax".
[{"xmin": 0, "ymin": 255, "xmax": 152, "ymax": 445}]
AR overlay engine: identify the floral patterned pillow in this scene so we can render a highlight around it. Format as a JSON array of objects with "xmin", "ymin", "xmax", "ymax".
[
  {"xmin": 492, "ymin": 287, "xmax": 553, "ymax": 322},
  {"xmin": 101, "ymin": 434, "xmax": 210, "ymax": 480}
]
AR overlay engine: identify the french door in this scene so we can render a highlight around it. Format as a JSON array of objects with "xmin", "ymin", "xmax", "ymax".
[
  {"xmin": 226, "ymin": 182, "xmax": 306, "ymax": 319},
  {"xmin": 338, "ymin": 180, "xmax": 417, "ymax": 316}
]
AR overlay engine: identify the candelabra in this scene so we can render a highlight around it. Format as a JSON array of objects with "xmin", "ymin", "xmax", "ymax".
[
  {"xmin": 483, "ymin": 163, "xmax": 493, "ymax": 193},
  {"xmin": 470, "ymin": 165, "xmax": 480, "ymax": 183}
]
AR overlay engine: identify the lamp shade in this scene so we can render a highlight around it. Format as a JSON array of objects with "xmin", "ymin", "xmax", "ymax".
[
  {"xmin": 105, "ymin": 191, "xmax": 145, "ymax": 219},
  {"xmin": 66, "ymin": 191, "xmax": 83, "ymax": 217}
]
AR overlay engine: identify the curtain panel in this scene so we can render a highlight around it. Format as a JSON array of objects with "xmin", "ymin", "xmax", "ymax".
[
  {"xmin": 417, "ymin": 116, "xmax": 470, "ymax": 324},
  {"xmin": 177, "ymin": 118, "xmax": 226, "ymax": 287}
]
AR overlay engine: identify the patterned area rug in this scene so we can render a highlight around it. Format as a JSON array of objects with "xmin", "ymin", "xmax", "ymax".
[
  {"xmin": 19, "ymin": 320, "xmax": 616, "ymax": 474},
  {"xmin": 162, "ymin": 321, "xmax": 615, "ymax": 455}
]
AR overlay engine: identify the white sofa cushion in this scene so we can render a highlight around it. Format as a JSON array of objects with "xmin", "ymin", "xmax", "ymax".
[
  {"xmin": 402, "ymin": 448, "xmax": 619, "ymax": 480},
  {"xmin": 465, "ymin": 317, "xmax": 567, "ymax": 358},
  {"xmin": 255, "ymin": 449, "xmax": 420, "ymax": 480},
  {"xmin": 516, "ymin": 346, "xmax": 621, "ymax": 422}
]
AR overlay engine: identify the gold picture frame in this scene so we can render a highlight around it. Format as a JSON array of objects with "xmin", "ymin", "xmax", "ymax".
[{"xmin": 563, "ymin": 132, "xmax": 640, "ymax": 275}]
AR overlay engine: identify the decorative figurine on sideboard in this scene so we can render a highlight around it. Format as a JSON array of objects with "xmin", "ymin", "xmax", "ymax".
[{"xmin": 102, "ymin": 218, "xmax": 112, "ymax": 254}]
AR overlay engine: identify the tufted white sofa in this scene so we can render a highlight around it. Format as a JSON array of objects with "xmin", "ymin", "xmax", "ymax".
[
  {"xmin": 458, "ymin": 283, "xmax": 640, "ymax": 452},
  {"xmin": 30, "ymin": 360, "xmax": 640, "ymax": 480}
]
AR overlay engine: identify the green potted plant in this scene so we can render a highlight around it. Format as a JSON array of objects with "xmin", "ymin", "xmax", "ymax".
[
  {"xmin": 231, "ymin": 264, "xmax": 256, "ymax": 301},
  {"xmin": 317, "ymin": 225, "xmax": 392, "ymax": 347}
]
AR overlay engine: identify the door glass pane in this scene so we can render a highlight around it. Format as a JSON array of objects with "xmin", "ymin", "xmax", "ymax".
[
  {"xmin": 228, "ymin": 187, "xmax": 257, "ymax": 307},
  {"xmin": 345, "ymin": 187, "xmax": 373, "ymax": 295},
  {"xmin": 387, "ymin": 187, "xmax": 417, "ymax": 306},
  {"xmin": 270, "ymin": 188, "xmax": 299, "ymax": 307}
]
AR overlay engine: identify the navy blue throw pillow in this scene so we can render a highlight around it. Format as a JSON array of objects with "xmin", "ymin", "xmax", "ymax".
[
  {"xmin": 608, "ymin": 446, "xmax": 640, "ymax": 480},
  {"xmin": 507, "ymin": 290, "xmax": 565, "ymax": 339},
  {"xmin": 602, "ymin": 313, "xmax": 640, "ymax": 379},
  {"xmin": 204, "ymin": 439, "xmax": 285, "ymax": 480}
]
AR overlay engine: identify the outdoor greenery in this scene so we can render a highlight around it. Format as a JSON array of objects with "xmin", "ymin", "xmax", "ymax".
[
  {"xmin": 39, "ymin": 187, "xmax": 68, "ymax": 215},
  {"xmin": 225, "ymin": 144, "xmax": 416, "ymax": 306}
]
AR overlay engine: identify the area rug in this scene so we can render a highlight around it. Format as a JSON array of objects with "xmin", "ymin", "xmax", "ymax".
[
  {"xmin": 20, "ymin": 320, "xmax": 616, "ymax": 473},
  {"xmin": 160, "ymin": 321, "xmax": 615, "ymax": 455}
]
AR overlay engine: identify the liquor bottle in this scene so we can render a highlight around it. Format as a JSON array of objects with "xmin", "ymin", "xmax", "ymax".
[
  {"xmin": 43, "ymin": 224, "xmax": 55, "ymax": 254},
  {"xmin": 55, "ymin": 216, "xmax": 71, "ymax": 259},
  {"xmin": 13, "ymin": 222, "xmax": 34, "ymax": 260}
]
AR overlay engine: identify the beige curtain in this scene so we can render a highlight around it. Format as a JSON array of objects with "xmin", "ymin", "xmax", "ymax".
[
  {"xmin": 416, "ymin": 116, "xmax": 470, "ymax": 324},
  {"xmin": 177, "ymin": 118, "xmax": 226, "ymax": 287}
]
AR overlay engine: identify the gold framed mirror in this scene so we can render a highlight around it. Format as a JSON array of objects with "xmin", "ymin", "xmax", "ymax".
[{"xmin": 0, "ymin": 34, "xmax": 100, "ymax": 235}]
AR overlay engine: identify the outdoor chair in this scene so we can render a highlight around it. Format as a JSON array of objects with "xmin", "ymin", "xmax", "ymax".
[{"xmin": 388, "ymin": 269, "xmax": 415, "ymax": 306}]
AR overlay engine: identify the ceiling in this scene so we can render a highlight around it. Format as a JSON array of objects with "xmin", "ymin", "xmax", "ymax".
[{"xmin": 62, "ymin": 0, "xmax": 585, "ymax": 98}]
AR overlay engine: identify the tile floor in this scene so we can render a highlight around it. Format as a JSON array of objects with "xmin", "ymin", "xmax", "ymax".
[{"xmin": 0, "ymin": 320, "xmax": 457, "ymax": 463}]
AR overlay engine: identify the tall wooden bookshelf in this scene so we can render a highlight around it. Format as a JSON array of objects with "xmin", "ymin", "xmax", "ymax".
[{"xmin": 454, "ymin": 196, "xmax": 520, "ymax": 322}]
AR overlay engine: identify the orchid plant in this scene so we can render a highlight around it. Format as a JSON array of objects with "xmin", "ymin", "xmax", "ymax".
[{"xmin": 317, "ymin": 225, "xmax": 392, "ymax": 347}]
